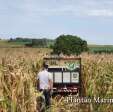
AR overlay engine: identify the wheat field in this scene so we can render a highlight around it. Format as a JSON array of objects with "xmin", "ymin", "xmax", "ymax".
[{"xmin": 0, "ymin": 48, "xmax": 113, "ymax": 112}]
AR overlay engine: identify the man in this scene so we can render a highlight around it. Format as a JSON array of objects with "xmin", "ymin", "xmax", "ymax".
[{"xmin": 37, "ymin": 62, "xmax": 53, "ymax": 107}]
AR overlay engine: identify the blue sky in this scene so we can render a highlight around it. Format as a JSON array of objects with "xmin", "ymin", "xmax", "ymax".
[{"xmin": 0, "ymin": 0, "xmax": 113, "ymax": 45}]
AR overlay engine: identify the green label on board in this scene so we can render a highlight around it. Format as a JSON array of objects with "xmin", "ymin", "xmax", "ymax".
[{"xmin": 66, "ymin": 63, "xmax": 76, "ymax": 71}]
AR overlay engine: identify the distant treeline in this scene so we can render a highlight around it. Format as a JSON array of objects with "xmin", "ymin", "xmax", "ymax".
[
  {"xmin": 88, "ymin": 46, "xmax": 113, "ymax": 54},
  {"xmin": 8, "ymin": 37, "xmax": 55, "ymax": 48},
  {"xmin": 5, "ymin": 36, "xmax": 113, "ymax": 54}
]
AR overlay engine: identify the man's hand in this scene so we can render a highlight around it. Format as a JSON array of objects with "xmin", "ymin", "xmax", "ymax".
[{"xmin": 49, "ymin": 79, "xmax": 53, "ymax": 90}]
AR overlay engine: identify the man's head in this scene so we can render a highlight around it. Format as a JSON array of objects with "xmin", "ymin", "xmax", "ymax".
[{"xmin": 43, "ymin": 62, "xmax": 48, "ymax": 70}]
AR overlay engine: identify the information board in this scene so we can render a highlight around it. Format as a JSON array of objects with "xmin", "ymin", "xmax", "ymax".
[
  {"xmin": 54, "ymin": 72, "xmax": 62, "ymax": 83},
  {"xmin": 71, "ymin": 72, "xmax": 79, "ymax": 83}
]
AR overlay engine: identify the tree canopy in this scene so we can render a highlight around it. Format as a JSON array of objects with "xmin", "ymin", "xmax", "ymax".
[{"xmin": 53, "ymin": 35, "xmax": 88, "ymax": 55}]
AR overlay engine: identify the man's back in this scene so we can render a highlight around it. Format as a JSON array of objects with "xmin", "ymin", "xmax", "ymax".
[{"xmin": 38, "ymin": 69, "xmax": 52, "ymax": 90}]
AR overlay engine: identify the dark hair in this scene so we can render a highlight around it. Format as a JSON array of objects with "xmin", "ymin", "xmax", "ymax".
[{"xmin": 43, "ymin": 62, "xmax": 48, "ymax": 69}]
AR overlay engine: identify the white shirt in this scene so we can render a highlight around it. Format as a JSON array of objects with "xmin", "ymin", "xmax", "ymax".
[{"xmin": 37, "ymin": 69, "xmax": 52, "ymax": 89}]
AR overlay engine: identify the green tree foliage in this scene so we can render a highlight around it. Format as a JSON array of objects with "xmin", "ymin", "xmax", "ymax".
[
  {"xmin": 53, "ymin": 35, "xmax": 88, "ymax": 55},
  {"xmin": 31, "ymin": 38, "xmax": 47, "ymax": 47},
  {"xmin": 8, "ymin": 37, "xmax": 54, "ymax": 48}
]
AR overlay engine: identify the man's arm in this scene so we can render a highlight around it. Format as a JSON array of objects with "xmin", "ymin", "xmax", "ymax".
[
  {"xmin": 49, "ymin": 79, "xmax": 53, "ymax": 90},
  {"xmin": 48, "ymin": 73, "xmax": 53, "ymax": 90}
]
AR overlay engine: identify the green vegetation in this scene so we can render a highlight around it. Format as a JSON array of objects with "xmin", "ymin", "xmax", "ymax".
[
  {"xmin": 88, "ymin": 45, "xmax": 113, "ymax": 54},
  {"xmin": 53, "ymin": 35, "xmax": 88, "ymax": 55},
  {"xmin": 8, "ymin": 38, "xmax": 54, "ymax": 48},
  {"xmin": 0, "ymin": 36, "xmax": 113, "ymax": 54},
  {"xmin": 0, "ymin": 40, "xmax": 25, "ymax": 48}
]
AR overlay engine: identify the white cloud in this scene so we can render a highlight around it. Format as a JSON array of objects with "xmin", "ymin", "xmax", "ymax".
[
  {"xmin": 88, "ymin": 9, "xmax": 113, "ymax": 17},
  {"xmin": 1, "ymin": 0, "xmax": 113, "ymax": 17},
  {"xmin": 20, "ymin": 0, "xmax": 113, "ymax": 17}
]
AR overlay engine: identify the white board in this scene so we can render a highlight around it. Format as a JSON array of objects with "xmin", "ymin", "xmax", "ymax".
[
  {"xmin": 71, "ymin": 72, "xmax": 79, "ymax": 83},
  {"xmin": 54, "ymin": 72, "xmax": 62, "ymax": 83},
  {"xmin": 63, "ymin": 72, "xmax": 70, "ymax": 83}
]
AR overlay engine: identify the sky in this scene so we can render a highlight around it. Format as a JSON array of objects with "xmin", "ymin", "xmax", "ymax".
[{"xmin": 0, "ymin": 0, "xmax": 113, "ymax": 45}]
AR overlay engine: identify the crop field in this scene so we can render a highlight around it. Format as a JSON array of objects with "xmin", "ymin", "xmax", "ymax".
[
  {"xmin": 0, "ymin": 48, "xmax": 113, "ymax": 112},
  {"xmin": 0, "ymin": 40, "xmax": 25, "ymax": 48},
  {"xmin": 88, "ymin": 45, "xmax": 113, "ymax": 53}
]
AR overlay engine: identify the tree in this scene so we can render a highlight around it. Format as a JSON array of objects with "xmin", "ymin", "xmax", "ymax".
[{"xmin": 53, "ymin": 35, "xmax": 88, "ymax": 55}]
